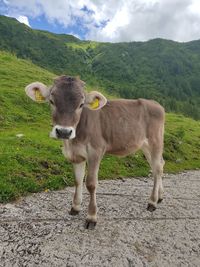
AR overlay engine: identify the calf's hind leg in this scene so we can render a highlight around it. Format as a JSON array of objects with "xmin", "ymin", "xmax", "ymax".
[
  {"xmin": 157, "ymin": 157, "xmax": 165, "ymax": 203},
  {"xmin": 147, "ymin": 144, "xmax": 164, "ymax": 212},
  {"xmin": 141, "ymin": 140, "xmax": 152, "ymax": 170}
]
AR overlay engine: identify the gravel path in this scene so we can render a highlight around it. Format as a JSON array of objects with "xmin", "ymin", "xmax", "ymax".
[{"xmin": 0, "ymin": 170, "xmax": 200, "ymax": 267}]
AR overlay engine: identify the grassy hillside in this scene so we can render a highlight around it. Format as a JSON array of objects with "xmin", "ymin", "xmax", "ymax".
[
  {"xmin": 91, "ymin": 40, "xmax": 200, "ymax": 119},
  {"xmin": 0, "ymin": 15, "xmax": 88, "ymax": 75},
  {"xmin": 0, "ymin": 51, "xmax": 200, "ymax": 203},
  {"xmin": 0, "ymin": 15, "xmax": 200, "ymax": 119}
]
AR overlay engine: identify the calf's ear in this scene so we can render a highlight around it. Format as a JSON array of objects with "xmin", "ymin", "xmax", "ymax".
[
  {"xmin": 25, "ymin": 82, "xmax": 50, "ymax": 103},
  {"xmin": 85, "ymin": 91, "xmax": 107, "ymax": 110}
]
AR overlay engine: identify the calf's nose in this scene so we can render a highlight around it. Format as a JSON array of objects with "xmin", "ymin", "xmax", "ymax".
[{"xmin": 56, "ymin": 128, "xmax": 72, "ymax": 139}]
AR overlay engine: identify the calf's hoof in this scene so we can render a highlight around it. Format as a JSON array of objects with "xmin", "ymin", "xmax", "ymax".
[
  {"xmin": 147, "ymin": 203, "xmax": 156, "ymax": 212},
  {"xmin": 69, "ymin": 207, "xmax": 80, "ymax": 216},
  {"xmin": 157, "ymin": 198, "xmax": 163, "ymax": 204},
  {"xmin": 85, "ymin": 220, "xmax": 97, "ymax": 230}
]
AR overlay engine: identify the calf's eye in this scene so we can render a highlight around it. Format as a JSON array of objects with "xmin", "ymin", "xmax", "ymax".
[
  {"xmin": 50, "ymin": 100, "xmax": 54, "ymax": 105},
  {"xmin": 79, "ymin": 103, "xmax": 84, "ymax": 108}
]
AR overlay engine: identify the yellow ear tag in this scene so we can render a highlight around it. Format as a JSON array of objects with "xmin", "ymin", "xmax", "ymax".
[
  {"xmin": 35, "ymin": 88, "xmax": 45, "ymax": 102},
  {"xmin": 89, "ymin": 98, "xmax": 99, "ymax": 109}
]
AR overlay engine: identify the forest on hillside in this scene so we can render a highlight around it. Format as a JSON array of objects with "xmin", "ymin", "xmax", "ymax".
[{"xmin": 0, "ymin": 15, "xmax": 200, "ymax": 119}]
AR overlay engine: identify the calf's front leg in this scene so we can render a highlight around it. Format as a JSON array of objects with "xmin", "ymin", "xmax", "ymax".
[
  {"xmin": 69, "ymin": 161, "xmax": 86, "ymax": 215},
  {"xmin": 85, "ymin": 155, "xmax": 101, "ymax": 230}
]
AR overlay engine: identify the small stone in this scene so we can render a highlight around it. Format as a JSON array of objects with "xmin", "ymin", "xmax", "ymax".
[{"xmin": 16, "ymin": 134, "xmax": 24, "ymax": 138}]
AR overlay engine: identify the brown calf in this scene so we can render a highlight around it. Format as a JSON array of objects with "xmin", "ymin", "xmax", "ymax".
[{"xmin": 25, "ymin": 75, "xmax": 165, "ymax": 229}]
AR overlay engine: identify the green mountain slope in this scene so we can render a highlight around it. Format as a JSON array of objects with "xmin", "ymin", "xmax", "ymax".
[
  {"xmin": 1, "ymin": 15, "xmax": 200, "ymax": 119},
  {"xmin": 0, "ymin": 15, "xmax": 88, "ymax": 75},
  {"xmin": 0, "ymin": 51, "xmax": 200, "ymax": 202},
  {"xmin": 92, "ymin": 39, "xmax": 200, "ymax": 119}
]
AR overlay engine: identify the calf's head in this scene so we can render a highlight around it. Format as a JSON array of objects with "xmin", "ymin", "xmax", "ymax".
[{"xmin": 25, "ymin": 75, "xmax": 107, "ymax": 140}]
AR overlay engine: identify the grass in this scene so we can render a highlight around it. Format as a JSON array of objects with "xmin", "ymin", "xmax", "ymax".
[
  {"xmin": 0, "ymin": 51, "xmax": 200, "ymax": 203},
  {"xmin": 65, "ymin": 41, "xmax": 100, "ymax": 51},
  {"xmin": 164, "ymin": 113, "xmax": 200, "ymax": 172}
]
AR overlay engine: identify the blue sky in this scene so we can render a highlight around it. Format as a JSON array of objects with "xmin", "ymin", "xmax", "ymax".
[
  {"xmin": 1, "ymin": 0, "xmax": 200, "ymax": 42},
  {"xmin": 28, "ymin": 15, "xmax": 88, "ymax": 38},
  {"xmin": 0, "ymin": 0, "xmax": 91, "ymax": 39}
]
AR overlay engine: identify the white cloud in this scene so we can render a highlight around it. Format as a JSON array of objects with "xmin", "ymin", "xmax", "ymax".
[
  {"xmin": 68, "ymin": 31, "xmax": 81, "ymax": 40},
  {"xmin": 16, "ymin": 15, "xmax": 30, "ymax": 27},
  {"xmin": 3, "ymin": 0, "xmax": 200, "ymax": 42},
  {"xmin": 4, "ymin": 0, "xmax": 87, "ymax": 26},
  {"xmin": 86, "ymin": 0, "xmax": 200, "ymax": 42}
]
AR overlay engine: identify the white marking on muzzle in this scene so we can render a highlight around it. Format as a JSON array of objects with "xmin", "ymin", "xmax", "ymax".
[{"xmin": 50, "ymin": 125, "xmax": 76, "ymax": 139}]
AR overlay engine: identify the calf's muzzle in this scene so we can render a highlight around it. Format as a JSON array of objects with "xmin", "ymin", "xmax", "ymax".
[
  {"xmin": 56, "ymin": 127, "xmax": 73, "ymax": 139},
  {"xmin": 50, "ymin": 125, "xmax": 76, "ymax": 139}
]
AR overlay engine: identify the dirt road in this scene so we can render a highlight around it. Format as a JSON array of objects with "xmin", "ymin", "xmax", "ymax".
[{"xmin": 0, "ymin": 171, "xmax": 200, "ymax": 266}]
